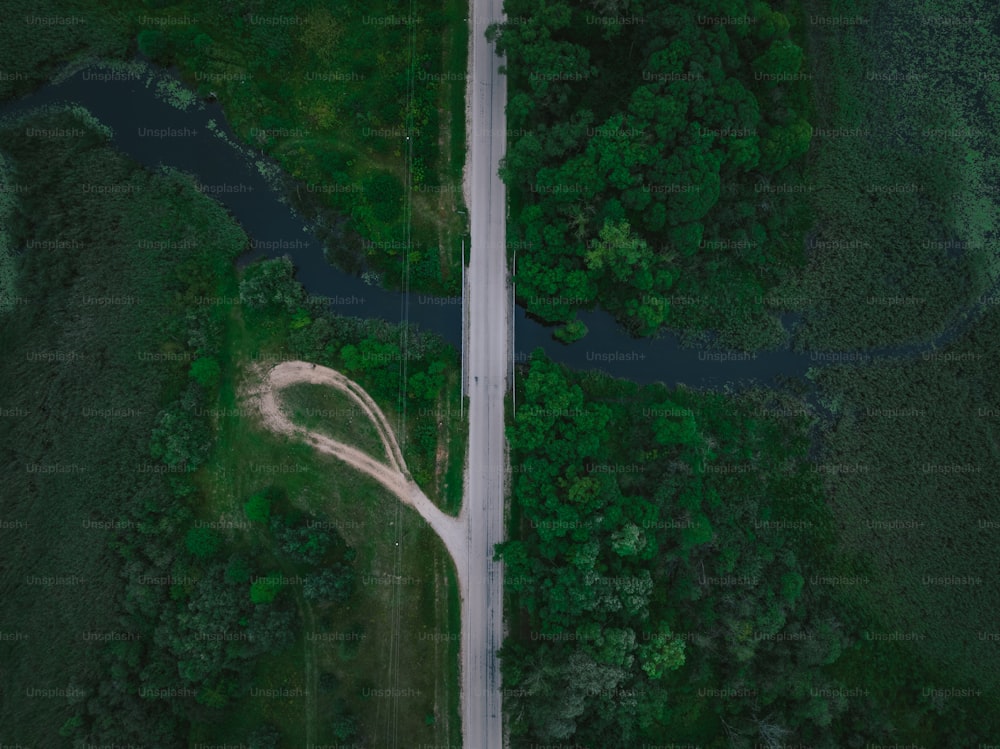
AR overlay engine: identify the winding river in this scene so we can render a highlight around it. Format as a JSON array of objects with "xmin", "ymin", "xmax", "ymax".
[{"xmin": 1, "ymin": 64, "xmax": 990, "ymax": 389}]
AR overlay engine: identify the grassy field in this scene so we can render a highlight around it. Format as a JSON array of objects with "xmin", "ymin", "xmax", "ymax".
[
  {"xmin": 776, "ymin": 0, "xmax": 1000, "ymax": 350},
  {"xmin": 811, "ymin": 304, "xmax": 1000, "ymax": 699},
  {"xmin": 0, "ymin": 153, "xmax": 18, "ymax": 313},
  {"xmin": 393, "ymin": 364, "xmax": 468, "ymax": 517},
  {"xmin": 778, "ymin": 0, "xmax": 1000, "ymax": 729},
  {"xmin": 0, "ymin": 0, "xmax": 470, "ymax": 295},
  {"xmin": 189, "ymin": 297, "xmax": 463, "ymax": 746},
  {"xmin": 279, "ymin": 381, "xmax": 391, "ymax": 465},
  {"xmin": 440, "ymin": 389, "xmax": 467, "ymax": 516},
  {"xmin": 0, "ymin": 108, "xmax": 245, "ymax": 745}
]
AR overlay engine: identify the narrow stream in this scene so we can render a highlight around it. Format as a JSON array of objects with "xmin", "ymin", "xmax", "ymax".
[{"xmin": 1, "ymin": 64, "xmax": 989, "ymax": 389}]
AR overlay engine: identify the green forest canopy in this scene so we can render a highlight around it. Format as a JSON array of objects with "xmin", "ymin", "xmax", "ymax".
[{"xmin": 493, "ymin": 0, "xmax": 812, "ymax": 342}]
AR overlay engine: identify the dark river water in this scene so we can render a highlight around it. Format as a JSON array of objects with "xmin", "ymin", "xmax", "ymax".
[{"xmin": 1, "ymin": 65, "xmax": 983, "ymax": 389}]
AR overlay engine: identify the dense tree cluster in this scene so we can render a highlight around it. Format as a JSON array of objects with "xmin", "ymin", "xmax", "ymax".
[
  {"xmin": 492, "ymin": 0, "xmax": 811, "ymax": 342},
  {"xmin": 500, "ymin": 352, "xmax": 997, "ymax": 746},
  {"xmin": 0, "ymin": 108, "xmax": 296, "ymax": 744},
  {"xmin": 0, "ymin": 109, "xmax": 369, "ymax": 746}
]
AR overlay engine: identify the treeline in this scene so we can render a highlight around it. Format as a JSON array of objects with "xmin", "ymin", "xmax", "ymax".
[
  {"xmin": 0, "ymin": 107, "xmax": 258, "ymax": 744},
  {"xmin": 0, "ymin": 108, "xmax": 367, "ymax": 747},
  {"xmin": 500, "ymin": 352, "xmax": 998, "ymax": 747},
  {"xmin": 492, "ymin": 0, "xmax": 812, "ymax": 346}
]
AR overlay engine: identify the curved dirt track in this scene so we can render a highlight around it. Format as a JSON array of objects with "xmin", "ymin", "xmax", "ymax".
[{"xmin": 255, "ymin": 361, "xmax": 469, "ymax": 567}]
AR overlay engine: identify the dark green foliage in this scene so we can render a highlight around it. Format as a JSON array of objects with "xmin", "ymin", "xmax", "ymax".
[
  {"xmin": 553, "ymin": 319, "xmax": 588, "ymax": 343},
  {"xmin": 752, "ymin": 38, "xmax": 804, "ymax": 79},
  {"xmin": 58, "ymin": 715, "xmax": 83, "ymax": 738},
  {"xmin": 242, "ymin": 503, "xmax": 360, "ymax": 604},
  {"xmin": 363, "ymin": 171, "xmax": 404, "ymax": 223},
  {"xmin": 407, "ymin": 360, "xmax": 447, "ymax": 402},
  {"xmin": 303, "ymin": 567, "xmax": 355, "ymax": 603},
  {"xmin": 329, "ymin": 698, "xmax": 359, "ymax": 742},
  {"xmin": 243, "ymin": 491, "xmax": 272, "ymax": 524},
  {"xmin": 502, "ymin": 349, "xmax": 998, "ymax": 746},
  {"xmin": 225, "ymin": 554, "xmax": 253, "ymax": 584},
  {"xmin": 250, "ymin": 573, "xmax": 284, "ymax": 605},
  {"xmin": 777, "ymin": 0, "xmax": 998, "ymax": 349},
  {"xmin": 0, "ymin": 107, "xmax": 245, "ymax": 745},
  {"xmin": 137, "ymin": 29, "xmax": 173, "ymax": 64},
  {"xmin": 758, "ymin": 116, "xmax": 812, "ymax": 172},
  {"xmin": 813, "ymin": 300, "xmax": 1000, "ymax": 698},
  {"xmin": 238, "ymin": 256, "xmax": 305, "ymax": 315},
  {"xmin": 502, "ymin": 352, "xmax": 835, "ymax": 746},
  {"xmin": 185, "ymin": 526, "xmax": 222, "ymax": 558},
  {"xmin": 190, "ymin": 356, "xmax": 222, "ymax": 389},
  {"xmin": 150, "ymin": 381, "xmax": 213, "ymax": 472},
  {"xmin": 0, "ymin": 1, "xmax": 129, "ymax": 102},
  {"xmin": 246, "ymin": 724, "xmax": 281, "ymax": 749},
  {"xmin": 271, "ymin": 520, "xmax": 333, "ymax": 566},
  {"xmin": 268, "ymin": 507, "xmax": 354, "ymax": 568},
  {"xmin": 493, "ymin": 0, "xmax": 812, "ymax": 344}
]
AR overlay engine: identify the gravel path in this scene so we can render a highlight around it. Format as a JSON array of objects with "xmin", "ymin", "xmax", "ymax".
[{"xmin": 256, "ymin": 360, "xmax": 469, "ymax": 568}]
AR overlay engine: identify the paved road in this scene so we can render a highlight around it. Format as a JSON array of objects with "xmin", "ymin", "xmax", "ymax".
[
  {"xmin": 462, "ymin": 0, "xmax": 508, "ymax": 745},
  {"xmin": 259, "ymin": 0, "xmax": 512, "ymax": 739}
]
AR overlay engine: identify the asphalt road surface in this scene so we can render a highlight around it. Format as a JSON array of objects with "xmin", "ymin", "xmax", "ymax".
[{"xmin": 461, "ymin": 0, "xmax": 508, "ymax": 745}]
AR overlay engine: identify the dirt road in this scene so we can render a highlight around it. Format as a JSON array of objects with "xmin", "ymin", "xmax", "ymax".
[{"xmin": 256, "ymin": 360, "xmax": 468, "ymax": 566}]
